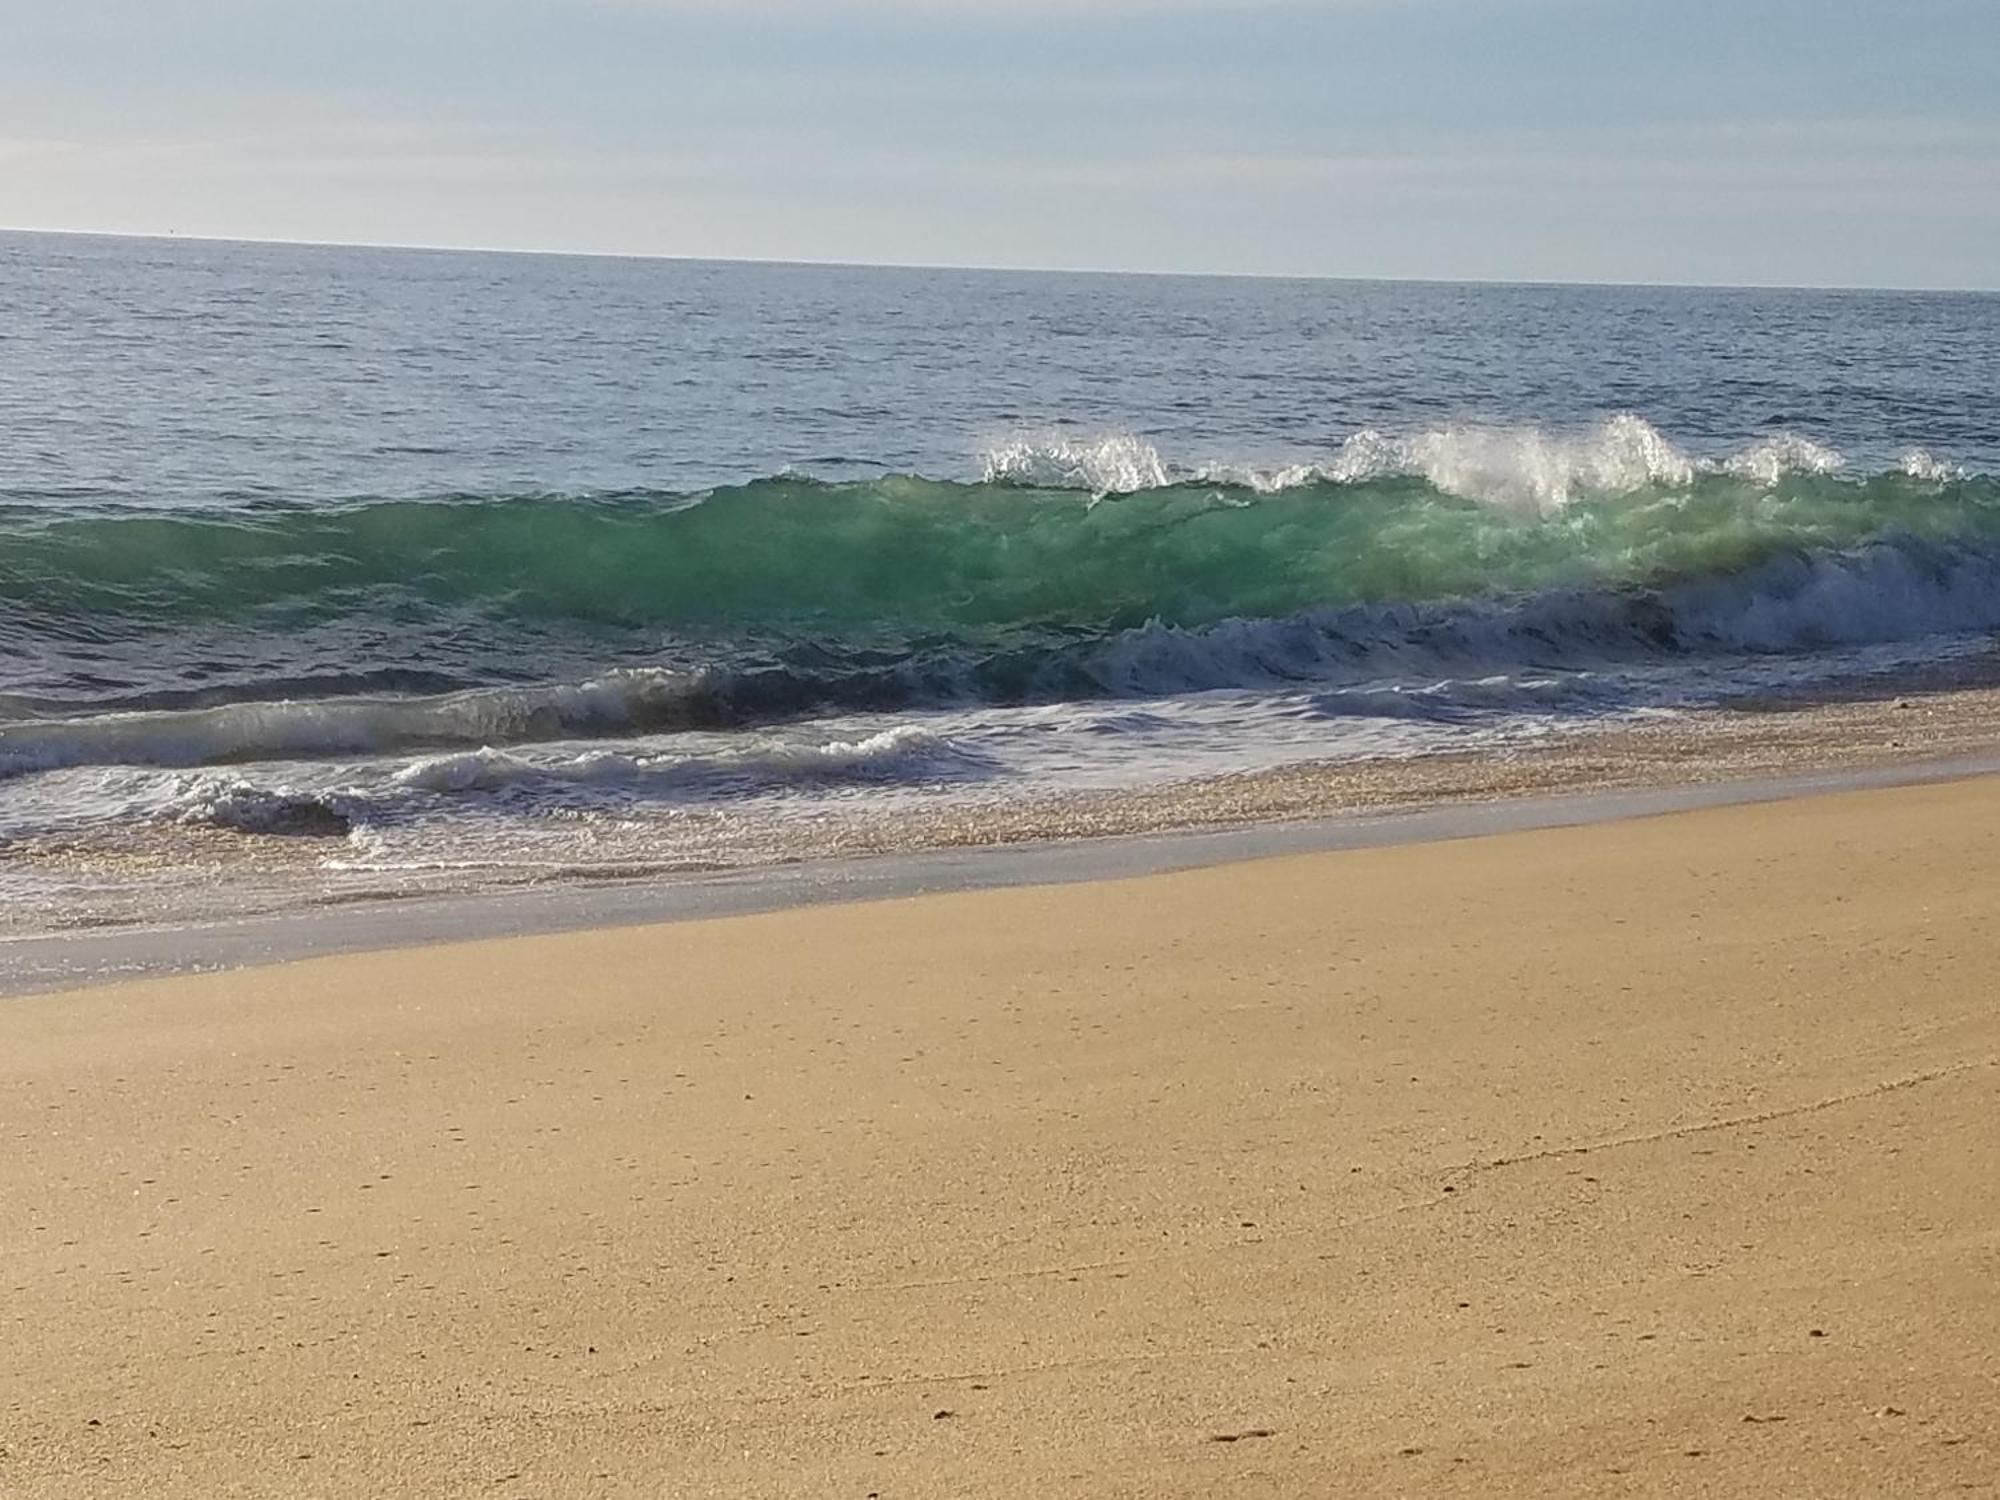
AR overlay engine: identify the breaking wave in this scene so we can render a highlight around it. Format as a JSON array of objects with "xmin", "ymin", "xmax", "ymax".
[
  {"xmin": 10, "ymin": 531, "xmax": 2000, "ymax": 776},
  {"xmin": 981, "ymin": 416, "xmax": 1867, "ymax": 510},
  {"xmin": 4, "ymin": 417, "xmax": 1997, "ymax": 780},
  {"xmin": 2, "ymin": 423, "xmax": 1993, "ymax": 655}
]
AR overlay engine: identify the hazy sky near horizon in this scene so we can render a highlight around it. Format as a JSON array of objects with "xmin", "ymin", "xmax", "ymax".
[{"xmin": 4, "ymin": 0, "xmax": 1997, "ymax": 287}]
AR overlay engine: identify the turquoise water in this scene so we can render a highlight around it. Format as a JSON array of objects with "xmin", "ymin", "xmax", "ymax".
[
  {"xmin": 7, "ymin": 468, "xmax": 1997, "ymax": 637},
  {"xmin": 8, "ymin": 465, "xmax": 1999, "ymax": 718}
]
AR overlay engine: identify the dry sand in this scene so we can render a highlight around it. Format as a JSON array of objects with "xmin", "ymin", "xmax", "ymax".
[{"xmin": 4, "ymin": 776, "xmax": 1998, "ymax": 1496}]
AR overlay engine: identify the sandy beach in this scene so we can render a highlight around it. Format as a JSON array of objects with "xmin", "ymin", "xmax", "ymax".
[{"xmin": 5, "ymin": 775, "xmax": 1998, "ymax": 1497}]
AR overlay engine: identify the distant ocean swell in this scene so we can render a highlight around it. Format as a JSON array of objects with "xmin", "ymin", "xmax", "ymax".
[{"xmin": 3, "ymin": 418, "xmax": 1997, "ymax": 780}]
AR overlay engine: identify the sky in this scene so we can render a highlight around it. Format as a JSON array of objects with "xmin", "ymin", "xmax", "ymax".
[{"xmin": 3, "ymin": 0, "xmax": 1998, "ymax": 288}]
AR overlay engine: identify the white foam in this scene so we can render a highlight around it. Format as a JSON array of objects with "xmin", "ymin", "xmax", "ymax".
[
  {"xmin": 1723, "ymin": 434, "xmax": 1845, "ymax": 486},
  {"xmin": 0, "ymin": 668, "xmax": 703, "ymax": 779},
  {"xmin": 394, "ymin": 747, "xmax": 640, "ymax": 793},
  {"xmin": 165, "ymin": 776, "xmax": 355, "ymax": 836},
  {"xmin": 1899, "ymin": 448, "xmax": 1963, "ymax": 482},
  {"xmin": 981, "ymin": 432, "xmax": 1168, "ymax": 493},
  {"xmin": 1347, "ymin": 414, "xmax": 1696, "ymax": 514},
  {"xmin": 394, "ymin": 726, "xmax": 980, "ymax": 798},
  {"xmin": 978, "ymin": 415, "xmax": 1869, "ymax": 510}
]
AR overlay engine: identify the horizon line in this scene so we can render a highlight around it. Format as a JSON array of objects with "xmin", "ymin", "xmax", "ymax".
[{"xmin": 6, "ymin": 224, "xmax": 1996, "ymax": 299}]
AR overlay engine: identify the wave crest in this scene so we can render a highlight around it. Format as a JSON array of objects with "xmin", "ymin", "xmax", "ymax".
[
  {"xmin": 1724, "ymin": 434, "xmax": 1845, "ymax": 487},
  {"xmin": 979, "ymin": 415, "xmax": 1873, "ymax": 510},
  {"xmin": 1333, "ymin": 414, "xmax": 1696, "ymax": 513},
  {"xmin": 1900, "ymin": 448, "xmax": 1964, "ymax": 482},
  {"xmin": 981, "ymin": 433, "xmax": 1169, "ymax": 492}
]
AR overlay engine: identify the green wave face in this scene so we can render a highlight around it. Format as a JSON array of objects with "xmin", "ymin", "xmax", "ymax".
[{"xmin": 5, "ymin": 471, "xmax": 2000, "ymax": 647}]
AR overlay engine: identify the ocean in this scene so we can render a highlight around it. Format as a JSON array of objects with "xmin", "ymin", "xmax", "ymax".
[{"xmin": 4, "ymin": 230, "xmax": 1998, "ymax": 932}]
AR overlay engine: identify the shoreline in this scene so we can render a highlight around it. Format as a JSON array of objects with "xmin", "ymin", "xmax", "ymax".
[
  {"xmin": 8, "ymin": 670, "xmax": 2000, "ymax": 995},
  {"xmin": 6, "ymin": 744, "xmax": 1999, "ymax": 999}
]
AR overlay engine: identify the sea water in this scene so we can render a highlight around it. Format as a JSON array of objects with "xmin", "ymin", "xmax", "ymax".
[{"xmin": 3, "ymin": 232, "xmax": 1997, "ymax": 929}]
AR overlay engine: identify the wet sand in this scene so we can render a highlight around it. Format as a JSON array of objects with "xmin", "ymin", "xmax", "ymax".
[{"xmin": 5, "ymin": 776, "xmax": 1999, "ymax": 1496}]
